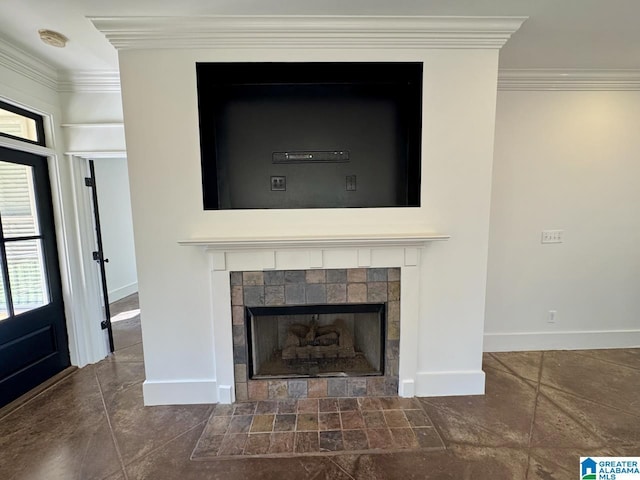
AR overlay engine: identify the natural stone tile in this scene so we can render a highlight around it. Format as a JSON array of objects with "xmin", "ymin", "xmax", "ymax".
[
  {"xmin": 319, "ymin": 398, "xmax": 339, "ymax": 412},
  {"xmin": 384, "ymin": 410, "xmax": 410, "ymax": 428},
  {"xmin": 250, "ymin": 414, "xmax": 275, "ymax": 433},
  {"xmin": 338, "ymin": 398, "xmax": 359, "ymax": 411},
  {"xmin": 284, "ymin": 270, "xmax": 305, "ymax": 284},
  {"xmin": 242, "ymin": 271, "xmax": 264, "ymax": 286},
  {"xmin": 232, "ymin": 324, "xmax": 245, "ymax": 346},
  {"xmin": 343, "ymin": 429, "xmax": 369, "ymax": 450},
  {"xmin": 295, "ymin": 431, "xmax": 320, "ymax": 453},
  {"xmin": 192, "ymin": 433, "xmax": 224, "ymax": 458},
  {"xmin": 255, "ymin": 400, "xmax": 278, "ymax": 414},
  {"xmin": 387, "ymin": 320, "xmax": 400, "ymax": 340},
  {"xmin": 347, "ymin": 283, "xmax": 366, "ymax": 303},
  {"xmin": 327, "ymin": 378, "xmax": 347, "ymax": 397},
  {"xmin": 274, "ymin": 414, "xmax": 296, "ymax": 432},
  {"xmin": 277, "ymin": 399, "xmax": 297, "ymax": 414},
  {"xmin": 297, "ymin": 398, "xmax": 318, "ymax": 413},
  {"xmin": 319, "ymin": 430, "xmax": 344, "ymax": 452},
  {"xmin": 268, "ymin": 380, "xmax": 288, "ymax": 399},
  {"xmin": 232, "ymin": 305, "xmax": 245, "ymax": 325},
  {"xmin": 347, "ymin": 378, "xmax": 367, "ymax": 397},
  {"xmin": 288, "ymin": 380, "xmax": 308, "ymax": 398},
  {"xmin": 228, "ymin": 415, "xmax": 252, "ymax": 434},
  {"xmin": 387, "ymin": 340, "xmax": 399, "ymax": 359},
  {"xmin": 358, "ymin": 397, "xmax": 383, "ymax": 410},
  {"xmin": 307, "ymin": 379, "xmax": 327, "ymax": 398},
  {"xmin": 205, "ymin": 415, "xmax": 231, "ymax": 435},
  {"xmin": 296, "ymin": 413, "xmax": 318, "ymax": 431},
  {"xmin": 347, "ymin": 268, "xmax": 366, "ymax": 283},
  {"xmin": 326, "ymin": 283, "xmax": 347, "ymax": 303},
  {"xmin": 305, "ymin": 284, "xmax": 327, "ymax": 304},
  {"xmin": 387, "ymin": 301, "xmax": 400, "ymax": 322},
  {"xmin": 268, "ymin": 432, "xmax": 295, "ymax": 454},
  {"xmin": 367, "ymin": 268, "xmax": 388, "ymax": 282},
  {"xmin": 235, "ymin": 383, "xmax": 248, "ymax": 402},
  {"xmin": 264, "ymin": 270, "xmax": 285, "ymax": 285},
  {"xmin": 218, "ymin": 433, "xmax": 248, "ymax": 456},
  {"xmin": 326, "ymin": 269, "xmax": 347, "ymax": 283},
  {"xmin": 405, "ymin": 409, "xmax": 432, "ymax": 427},
  {"xmin": 247, "ymin": 381, "xmax": 269, "ymax": 401},
  {"xmin": 231, "ymin": 286, "xmax": 243, "ymax": 306},
  {"xmin": 341, "ymin": 411, "xmax": 365, "ymax": 430},
  {"xmin": 230, "ymin": 271, "xmax": 243, "ymax": 286},
  {"xmin": 212, "ymin": 403, "xmax": 234, "ymax": 416},
  {"xmin": 306, "ymin": 269, "xmax": 326, "ymax": 283},
  {"xmin": 284, "ymin": 284, "xmax": 305, "ymax": 304},
  {"xmin": 243, "ymin": 433, "xmax": 271, "ymax": 455},
  {"xmin": 243, "ymin": 286, "xmax": 265, "ymax": 306},
  {"xmin": 386, "ymin": 358, "xmax": 399, "ymax": 377},
  {"xmin": 233, "ymin": 402, "xmax": 257, "ymax": 415},
  {"xmin": 233, "ymin": 345, "xmax": 246, "ymax": 364},
  {"xmin": 388, "ymin": 281, "xmax": 400, "ymax": 301},
  {"xmin": 388, "ymin": 268, "xmax": 401, "ymax": 281},
  {"xmin": 234, "ymin": 363, "xmax": 247, "ymax": 383},
  {"xmin": 367, "ymin": 377, "xmax": 387, "ymax": 396},
  {"xmin": 363, "ymin": 410, "xmax": 387, "ymax": 429},
  {"xmin": 319, "ymin": 412, "xmax": 341, "ymax": 431},
  {"xmin": 265, "ymin": 285, "xmax": 285, "ymax": 305}
]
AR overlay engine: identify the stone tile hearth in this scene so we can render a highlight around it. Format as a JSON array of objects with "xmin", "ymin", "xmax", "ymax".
[
  {"xmin": 231, "ymin": 268, "xmax": 400, "ymax": 401},
  {"xmin": 191, "ymin": 396, "xmax": 445, "ymax": 459}
]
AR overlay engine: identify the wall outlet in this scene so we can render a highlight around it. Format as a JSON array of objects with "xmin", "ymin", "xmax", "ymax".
[
  {"xmin": 541, "ymin": 230, "xmax": 563, "ymax": 243},
  {"xmin": 270, "ymin": 176, "xmax": 286, "ymax": 191},
  {"xmin": 547, "ymin": 310, "xmax": 557, "ymax": 323}
]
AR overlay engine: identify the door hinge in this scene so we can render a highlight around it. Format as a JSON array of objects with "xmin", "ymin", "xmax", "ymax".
[
  {"xmin": 101, "ymin": 320, "xmax": 109, "ymax": 330},
  {"xmin": 85, "ymin": 177, "xmax": 94, "ymax": 187}
]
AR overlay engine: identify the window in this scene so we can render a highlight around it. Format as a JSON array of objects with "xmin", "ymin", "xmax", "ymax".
[
  {"xmin": 0, "ymin": 100, "xmax": 45, "ymax": 146},
  {"xmin": 0, "ymin": 159, "xmax": 50, "ymax": 319}
]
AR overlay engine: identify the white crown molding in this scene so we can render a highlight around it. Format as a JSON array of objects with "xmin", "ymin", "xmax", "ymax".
[
  {"xmin": 57, "ymin": 71, "xmax": 121, "ymax": 93},
  {"xmin": 89, "ymin": 15, "xmax": 527, "ymax": 50},
  {"xmin": 498, "ymin": 69, "xmax": 640, "ymax": 91},
  {"xmin": 0, "ymin": 37, "xmax": 58, "ymax": 91}
]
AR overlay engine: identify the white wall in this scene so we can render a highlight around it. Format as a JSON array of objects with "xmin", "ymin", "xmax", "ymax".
[
  {"xmin": 118, "ymin": 47, "xmax": 500, "ymax": 404},
  {"xmin": 92, "ymin": 157, "xmax": 138, "ymax": 301},
  {"xmin": 485, "ymin": 90, "xmax": 640, "ymax": 351}
]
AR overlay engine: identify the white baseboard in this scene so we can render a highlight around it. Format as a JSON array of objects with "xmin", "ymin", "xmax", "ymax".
[
  {"xmin": 484, "ymin": 329, "xmax": 640, "ymax": 352},
  {"xmin": 109, "ymin": 282, "xmax": 138, "ymax": 302},
  {"xmin": 414, "ymin": 370, "xmax": 485, "ymax": 397},
  {"xmin": 143, "ymin": 379, "xmax": 218, "ymax": 405}
]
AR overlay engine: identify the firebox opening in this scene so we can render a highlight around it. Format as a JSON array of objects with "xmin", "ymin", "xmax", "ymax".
[{"xmin": 246, "ymin": 303, "xmax": 385, "ymax": 380}]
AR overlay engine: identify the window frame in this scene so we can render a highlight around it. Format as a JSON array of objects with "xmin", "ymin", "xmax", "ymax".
[{"xmin": 0, "ymin": 100, "xmax": 46, "ymax": 147}]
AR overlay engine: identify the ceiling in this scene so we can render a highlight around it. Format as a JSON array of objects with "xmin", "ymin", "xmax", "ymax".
[{"xmin": 1, "ymin": 0, "xmax": 640, "ymax": 74}]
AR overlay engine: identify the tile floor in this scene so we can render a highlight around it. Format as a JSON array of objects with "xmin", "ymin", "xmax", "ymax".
[
  {"xmin": 0, "ymin": 292, "xmax": 638, "ymax": 479},
  {"xmin": 191, "ymin": 396, "xmax": 444, "ymax": 459}
]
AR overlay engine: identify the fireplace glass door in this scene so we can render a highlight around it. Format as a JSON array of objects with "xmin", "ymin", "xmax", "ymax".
[{"xmin": 246, "ymin": 303, "xmax": 385, "ymax": 379}]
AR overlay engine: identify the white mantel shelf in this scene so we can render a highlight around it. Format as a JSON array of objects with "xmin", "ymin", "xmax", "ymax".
[{"xmin": 178, "ymin": 233, "xmax": 449, "ymax": 250}]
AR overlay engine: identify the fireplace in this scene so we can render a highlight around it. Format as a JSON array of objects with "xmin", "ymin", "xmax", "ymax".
[
  {"xmin": 231, "ymin": 267, "xmax": 400, "ymax": 401},
  {"xmin": 247, "ymin": 303, "xmax": 385, "ymax": 379}
]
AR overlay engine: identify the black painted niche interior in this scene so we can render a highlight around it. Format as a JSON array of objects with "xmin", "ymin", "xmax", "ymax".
[{"xmin": 196, "ymin": 62, "xmax": 422, "ymax": 210}]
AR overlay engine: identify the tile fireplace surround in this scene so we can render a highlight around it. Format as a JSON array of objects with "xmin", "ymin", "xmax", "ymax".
[
  {"xmin": 181, "ymin": 233, "xmax": 455, "ymax": 404},
  {"xmin": 231, "ymin": 267, "xmax": 400, "ymax": 402}
]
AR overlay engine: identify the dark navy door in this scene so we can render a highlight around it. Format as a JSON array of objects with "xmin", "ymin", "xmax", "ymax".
[{"xmin": 0, "ymin": 146, "xmax": 69, "ymax": 407}]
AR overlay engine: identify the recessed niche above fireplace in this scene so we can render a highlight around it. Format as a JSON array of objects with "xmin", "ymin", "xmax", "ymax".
[{"xmin": 196, "ymin": 62, "xmax": 422, "ymax": 210}]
